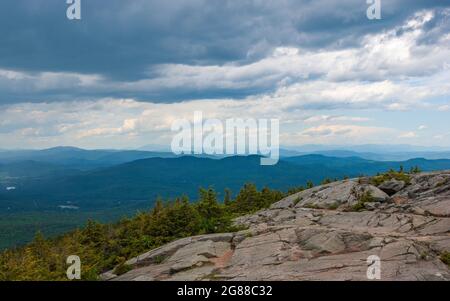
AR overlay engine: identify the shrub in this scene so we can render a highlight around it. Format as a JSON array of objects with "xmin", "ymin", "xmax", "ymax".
[
  {"xmin": 351, "ymin": 191, "xmax": 375, "ymax": 212},
  {"xmin": 327, "ymin": 202, "xmax": 339, "ymax": 210},
  {"xmin": 152, "ymin": 255, "xmax": 168, "ymax": 264},
  {"xmin": 293, "ymin": 197, "xmax": 302, "ymax": 206},
  {"xmin": 321, "ymin": 178, "xmax": 332, "ymax": 185},
  {"xmin": 304, "ymin": 203, "xmax": 320, "ymax": 209},
  {"xmin": 409, "ymin": 166, "xmax": 421, "ymax": 174},
  {"xmin": 287, "ymin": 186, "xmax": 304, "ymax": 195},
  {"xmin": 371, "ymin": 170, "xmax": 412, "ymax": 186},
  {"xmin": 113, "ymin": 263, "xmax": 132, "ymax": 276},
  {"xmin": 440, "ymin": 252, "xmax": 450, "ymax": 267}
]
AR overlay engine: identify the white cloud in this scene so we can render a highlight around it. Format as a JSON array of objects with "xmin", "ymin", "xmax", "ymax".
[
  {"xmin": 135, "ymin": 10, "xmax": 449, "ymax": 92},
  {"xmin": 299, "ymin": 124, "xmax": 391, "ymax": 138},
  {"xmin": 399, "ymin": 131, "xmax": 417, "ymax": 138},
  {"xmin": 303, "ymin": 115, "xmax": 371, "ymax": 124},
  {"xmin": 267, "ymin": 79, "xmax": 439, "ymax": 111},
  {"xmin": 0, "ymin": 69, "xmax": 102, "ymax": 92},
  {"xmin": 1, "ymin": 97, "xmax": 450, "ymax": 149},
  {"xmin": 279, "ymin": 124, "xmax": 398, "ymax": 145},
  {"xmin": 0, "ymin": 98, "xmax": 388, "ymax": 149},
  {"xmin": 438, "ymin": 104, "xmax": 450, "ymax": 111}
]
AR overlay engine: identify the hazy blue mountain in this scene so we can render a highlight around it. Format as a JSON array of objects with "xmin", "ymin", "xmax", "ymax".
[
  {"xmin": 286, "ymin": 144, "xmax": 449, "ymax": 153},
  {"xmin": 0, "ymin": 160, "xmax": 80, "ymax": 178},
  {"xmin": 279, "ymin": 145, "xmax": 450, "ymax": 161},
  {"xmin": 137, "ymin": 144, "xmax": 172, "ymax": 152},
  {"xmin": 308, "ymin": 150, "xmax": 450, "ymax": 161},
  {"xmin": 279, "ymin": 148, "xmax": 450, "ymax": 161},
  {"xmin": 3, "ymin": 154, "xmax": 450, "ymax": 213},
  {"xmin": 285, "ymin": 155, "xmax": 450, "ymax": 173},
  {"xmin": 3, "ymin": 146, "xmax": 449, "ymax": 170},
  {"xmin": 278, "ymin": 148, "xmax": 305, "ymax": 157},
  {"xmin": 283, "ymin": 154, "xmax": 370, "ymax": 165},
  {"xmin": 0, "ymin": 147, "xmax": 178, "ymax": 169},
  {"xmin": 1, "ymin": 156, "xmax": 331, "ymax": 210}
]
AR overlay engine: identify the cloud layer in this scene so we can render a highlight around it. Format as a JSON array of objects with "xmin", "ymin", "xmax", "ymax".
[{"xmin": 0, "ymin": 2, "xmax": 449, "ymax": 148}]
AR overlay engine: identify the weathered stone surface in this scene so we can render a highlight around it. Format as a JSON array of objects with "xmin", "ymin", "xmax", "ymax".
[
  {"xmin": 295, "ymin": 228, "xmax": 372, "ymax": 255},
  {"xmin": 124, "ymin": 237, "xmax": 194, "ymax": 266},
  {"xmin": 106, "ymin": 171, "xmax": 450, "ymax": 281},
  {"xmin": 294, "ymin": 180, "xmax": 358, "ymax": 209},
  {"xmin": 277, "ymin": 180, "xmax": 389, "ymax": 210},
  {"xmin": 359, "ymin": 185, "xmax": 389, "ymax": 203},
  {"xmin": 378, "ymin": 179, "xmax": 406, "ymax": 195},
  {"xmin": 109, "ymin": 238, "xmax": 233, "ymax": 281},
  {"xmin": 100, "ymin": 271, "xmax": 117, "ymax": 281}
]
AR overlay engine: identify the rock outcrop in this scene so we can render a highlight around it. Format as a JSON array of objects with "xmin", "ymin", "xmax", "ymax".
[
  {"xmin": 103, "ymin": 171, "xmax": 450, "ymax": 281},
  {"xmin": 378, "ymin": 179, "xmax": 406, "ymax": 196}
]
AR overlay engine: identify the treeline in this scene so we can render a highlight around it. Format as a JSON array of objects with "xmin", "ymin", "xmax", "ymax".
[{"xmin": 0, "ymin": 183, "xmax": 287, "ymax": 281}]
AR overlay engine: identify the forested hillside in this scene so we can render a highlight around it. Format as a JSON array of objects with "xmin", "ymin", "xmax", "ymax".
[{"xmin": 0, "ymin": 183, "xmax": 286, "ymax": 280}]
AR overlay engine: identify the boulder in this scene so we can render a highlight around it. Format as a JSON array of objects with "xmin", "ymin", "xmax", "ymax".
[
  {"xmin": 378, "ymin": 179, "xmax": 406, "ymax": 195},
  {"xmin": 356, "ymin": 184, "xmax": 389, "ymax": 203}
]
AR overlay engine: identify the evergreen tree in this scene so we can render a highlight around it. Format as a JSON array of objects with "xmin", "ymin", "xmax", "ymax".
[
  {"xmin": 223, "ymin": 188, "xmax": 232, "ymax": 206},
  {"xmin": 232, "ymin": 183, "xmax": 259, "ymax": 214},
  {"xmin": 321, "ymin": 178, "xmax": 332, "ymax": 185},
  {"xmin": 196, "ymin": 188, "xmax": 228, "ymax": 233}
]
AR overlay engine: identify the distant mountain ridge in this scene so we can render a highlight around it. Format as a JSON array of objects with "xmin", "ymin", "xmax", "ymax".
[
  {"xmin": 0, "ymin": 146, "xmax": 178, "ymax": 170},
  {"xmin": 2, "ymin": 146, "xmax": 450, "ymax": 168},
  {"xmin": 283, "ymin": 144, "xmax": 450, "ymax": 153},
  {"xmin": 3, "ymin": 154, "xmax": 450, "ymax": 212},
  {"xmin": 279, "ymin": 148, "xmax": 450, "ymax": 161}
]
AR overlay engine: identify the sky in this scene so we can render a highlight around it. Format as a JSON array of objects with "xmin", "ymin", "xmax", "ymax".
[{"xmin": 0, "ymin": 0, "xmax": 449, "ymax": 150}]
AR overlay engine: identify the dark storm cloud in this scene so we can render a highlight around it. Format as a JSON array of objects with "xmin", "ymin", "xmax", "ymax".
[{"xmin": 0, "ymin": 0, "xmax": 448, "ymax": 103}]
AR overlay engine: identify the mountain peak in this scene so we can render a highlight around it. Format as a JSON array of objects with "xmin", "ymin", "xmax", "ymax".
[{"xmin": 104, "ymin": 170, "xmax": 450, "ymax": 281}]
